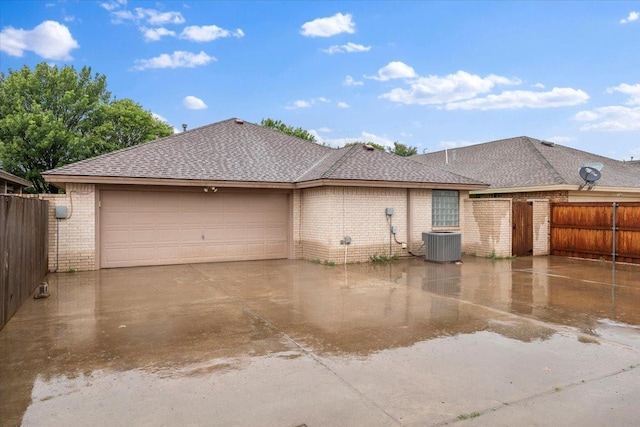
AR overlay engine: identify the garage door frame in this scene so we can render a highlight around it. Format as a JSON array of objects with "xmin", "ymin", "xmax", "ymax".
[{"xmin": 97, "ymin": 186, "xmax": 292, "ymax": 268}]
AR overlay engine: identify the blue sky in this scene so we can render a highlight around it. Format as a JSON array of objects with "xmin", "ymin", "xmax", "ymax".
[{"xmin": 1, "ymin": 1, "xmax": 639, "ymax": 160}]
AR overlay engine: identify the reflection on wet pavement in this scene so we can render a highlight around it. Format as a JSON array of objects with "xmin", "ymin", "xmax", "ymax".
[{"xmin": 1, "ymin": 256, "xmax": 639, "ymax": 426}]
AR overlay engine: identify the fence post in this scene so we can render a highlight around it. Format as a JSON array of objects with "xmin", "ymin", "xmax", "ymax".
[{"xmin": 612, "ymin": 202, "xmax": 617, "ymax": 264}]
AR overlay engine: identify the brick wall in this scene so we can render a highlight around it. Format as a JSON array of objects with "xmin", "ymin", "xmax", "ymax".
[
  {"xmin": 531, "ymin": 199, "xmax": 550, "ymax": 255},
  {"xmin": 463, "ymin": 198, "xmax": 512, "ymax": 257},
  {"xmin": 299, "ymin": 186, "xmax": 468, "ymax": 264},
  {"xmin": 28, "ymin": 184, "xmax": 97, "ymax": 272},
  {"xmin": 291, "ymin": 190, "xmax": 302, "ymax": 259},
  {"xmin": 408, "ymin": 189, "xmax": 431, "ymax": 253}
]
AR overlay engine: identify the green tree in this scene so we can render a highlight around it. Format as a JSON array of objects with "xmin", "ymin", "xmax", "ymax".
[
  {"xmin": 89, "ymin": 99, "xmax": 173, "ymax": 155},
  {"xmin": 387, "ymin": 141, "xmax": 418, "ymax": 157},
  {"xmin": 0, "ymin": 63, "xmax": 172, "ymax": 193},
  {"xmin": 344, "ymin": 141, "xmax": 417, "ymax": 156},
  {"xmin": 344, "ymin": 141, "xmax": 387, "ymax": 151},
  {"xmin": 260, "ymin": 118, "xmax": 317, "ymax": 143}
]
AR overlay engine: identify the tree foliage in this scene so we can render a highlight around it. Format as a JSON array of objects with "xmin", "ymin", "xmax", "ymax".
[
  {"xmin": 0, "ymin": 63, "xmax": 173, "ymax": 193},
  {"xmin": 388, "ymin": 141, "xmax": 418, "ymax": 157},
  {"xmin": 90, "ymin": 99, "xmax": 173, "ymax": 155},
  {"xmin": 344, "ymin": 141, "xmax": 418, "ymax": 156},
  {"xmin": 260, "ymin": 118, "xmax": 317, "ymax": 142}
]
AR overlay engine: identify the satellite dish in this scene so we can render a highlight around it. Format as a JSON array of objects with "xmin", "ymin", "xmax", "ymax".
[
  {"xmin": 578, "ymin": 163, "xmax": 603, "ymax": 190},
  {"xmin": 583, "ymin": 162, "xmax": 603, "ymax": 171}
]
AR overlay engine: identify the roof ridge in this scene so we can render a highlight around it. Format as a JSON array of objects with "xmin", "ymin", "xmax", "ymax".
[
  {"xmin": 415, "ymin": 136, "xmax": 534, "ymax": 157},
  {"xmin": 320, "ymin": 145, "xmax": 360, "ymax": 178},
  {"xmin": 525, "ymin": 137, "xmax": 566, "ymax": 184},
  {"xmin": 293, "ymin": 148, "xmax": 344, "ymax": 182}
]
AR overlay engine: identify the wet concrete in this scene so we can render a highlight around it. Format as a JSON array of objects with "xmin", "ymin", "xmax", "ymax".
[{"xmin": 1, "ymin": 256, "xmax": 639, "ymax": 426}]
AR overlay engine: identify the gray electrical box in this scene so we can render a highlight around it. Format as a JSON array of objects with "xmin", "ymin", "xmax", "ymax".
[
  {"xmin": 55, "ymin": 205, "xmax": 68, "ymax": 219},
  {"xmin": 386, "ymin": 207, "xmax": 394, "ymax": 216}
]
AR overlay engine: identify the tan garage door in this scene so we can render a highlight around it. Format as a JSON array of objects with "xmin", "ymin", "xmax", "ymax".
[{"xmin": 100, "ymin": 190, "xmax": 289, "ymax": 268}]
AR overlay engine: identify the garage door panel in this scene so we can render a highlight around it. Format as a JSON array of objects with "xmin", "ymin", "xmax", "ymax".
[
  {"xmin": 267, "ymin": 227, "xmax": 287, "ymax": 239},
  {"xmin": 245, "ymin": 243, "xmax": 265, "ymax": 257},
  {"xmin": 266, "ymin": 242, "xmax": 286, "ymax": 255},
  {"xmin": 100, "ymin": 190, "xmax": 289, "ymax": 268},
  {"xmin": 131, "ymin": 229, "xmax": 160, "ymax": 244},
  {"xmin": 104, "ymin": 230, "xmax": 130, "ymax": 244}
]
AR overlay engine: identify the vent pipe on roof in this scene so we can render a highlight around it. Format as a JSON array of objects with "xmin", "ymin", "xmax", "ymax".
[
  {"xmin": 235, "ymin": 119, "xmax": 244, "ymax": 125},
  {"xmin": 182, "ymin": 124, "xmax": 187, "ymax": 132},
  {"xmin": 445, "ymin": 149, "xmax": 448, "ymax": 164}
]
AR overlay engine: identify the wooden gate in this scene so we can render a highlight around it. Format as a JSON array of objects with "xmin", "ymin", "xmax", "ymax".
[
  {"xmin": 1, "ymin": 196, "xmax": 49, "ymax": 330},
  {"xmin": 550, "ymin": 202, "xmax": 640, "ymax": 264},
  {"xmin": 512, "ymin": 201, "xmax": 533, "ymax": 257}
]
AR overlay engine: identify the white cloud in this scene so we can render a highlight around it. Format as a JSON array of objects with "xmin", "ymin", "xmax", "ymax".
[
  {"xmin": 152, "ymin": 112, "xmax": 170, "ymax": 123},
  {"xmin": 323, "ymin": 42, "xmax": 371, "ymax": 54},
  {"xmin": 183, "ymin": 96, "xmax": 207, "ymax": 110},
  {"xmin": 321, "ymin": 131, "xmax": 395, "ymax": 148},
  {"xmin": 366, "ymin": 61, "xmax": 417, "ymax": 81},
  {"xmin": 343, "ymin": 75, "xmax": 363, "ymax": 86},
  {"xmin": 574, "ymin": 106, "xmax": 640, "ymax": 131},
  {"xmin": 380, "ymin": 70, "xmax": 521, "ymax": 105},
  {"xmin": 607, "ymin": 83, "xmax": 640, "ymax": 105},
  {"xmin": 620, "ymin": 11, "xmax": 639, "ymax": 24},
  {"xmin": 110, "ymin": 7, "xmax": 185, "ymax": 25},
  {"xmin": 63, "ymin": 15, "xmax": 75, "ymax": 22},
  {"xmin": 534, "ymin": 83, "xmax": 545, "ymax": 89},
  {"xmin": 300, "ymin": 12, "xmax": 355, "ymax": 37},
  {"xmin": 546, "ymin": 136, "xmax": 575, "ymax": 143},
  {"xmin": 285, "ymin": 97, "xmax": 330, "ymax": 109},
  {"xmin": 337, "ymin": 102, "xmax": 350, "ymax": 108},
  {"xmin": 141, "ymin": 27, "xmax": 176, "ymax": 42},
  {"xmin": 0, "ymin": 20, "xmax": 79, "ymax": 60},
  {"xmin": 180, "ymin": 25, "xmax": 244, "ymax": 42},
  {"xmin": 133, "ymin": 51, "xmax": 215, "ymax": 70},
  {"xmin": 100, "ymin": 0, "xmax": 127, "ymax": 11},
  {"xmin": 444, "ymin": 87, "xmax": 589, "ymax": 110},
  {"xmin": 286, "ymin": 100, "xmax": 311, "ymax": 110},
  {"xmin": 438, "ymin": 140, "xmax": 477, "ymax": 149},
  {"xmin": 317, "ymin": 127, "xmax": 331, "ymax": 133}
]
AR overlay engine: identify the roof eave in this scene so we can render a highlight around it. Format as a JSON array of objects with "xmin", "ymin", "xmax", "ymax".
[
  {"xmin": 471, "ymin": 184, "xmax": 640, "ymax": 195},
  {"xmin": 0, "ymin": 170, "xmax": 32, "ymax": 188},
  {"xmin": 296, "ymin": 179, "xmax": 488, "ymax": 190},
  {"xmin": 43, "ymin": 174, "xmax": 489, "ymax": 191},
  {"xmin": 42, "ymin": 174, "xmax": 296, "ymax": 190}
]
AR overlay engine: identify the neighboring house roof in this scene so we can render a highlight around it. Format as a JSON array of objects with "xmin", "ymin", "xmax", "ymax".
[
  {"xmin": 0, "ymin": 169, "xmax": 32, "ymax": 188},
  {"xmin": 44, "ymin": 118, "xmax": 486, "ymax": 189},
  {"xmin": 411, "ymin": 136, "xmax": 640, "ymax": 191}
]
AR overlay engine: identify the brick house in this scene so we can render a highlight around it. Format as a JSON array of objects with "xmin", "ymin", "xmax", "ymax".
[
  {"xmin": 412, "ymin": 137, "xmax": 640, "ymax": 258},
  {"xmin": 41, "ymin": 118, "xmax": 487, "ymax": 271}
]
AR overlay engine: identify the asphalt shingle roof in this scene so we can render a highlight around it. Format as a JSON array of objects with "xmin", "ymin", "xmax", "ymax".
[
  {"xmin": 411, "ymin": 136, "xmax": 640, "ymax": 189},
  {"xmin": 45, "ymin": 118, "xmax": 485, "ymax": 187}
]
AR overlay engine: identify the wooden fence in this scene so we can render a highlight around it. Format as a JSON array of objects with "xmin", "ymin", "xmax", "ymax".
[
  {"xmin": 1, "ymin": 196, "xmax": 49, "ymax": 330},
  {"xmin": 550, "ymin": 202, "xmax": 640, "ymax": 264}
]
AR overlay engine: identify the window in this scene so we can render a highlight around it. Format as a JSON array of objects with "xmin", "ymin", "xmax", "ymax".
[{"xmin": 432, "ymin": 190, "xmax": 459, "ymax": 227}]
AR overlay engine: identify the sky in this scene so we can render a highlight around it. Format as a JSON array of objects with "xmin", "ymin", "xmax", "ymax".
[{"xmin": 1, "ymin": 1, "xmax": 639, "ymax": 161}]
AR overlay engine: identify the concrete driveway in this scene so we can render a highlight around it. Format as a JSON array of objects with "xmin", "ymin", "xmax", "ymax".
[{"xmin": 1, "ymin": 256, "xmax": 639, "ymax": 426}]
